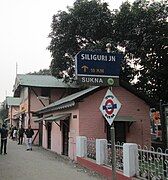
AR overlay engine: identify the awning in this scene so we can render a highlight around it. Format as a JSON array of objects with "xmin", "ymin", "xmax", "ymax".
[
  {"xmin": 114, "ymin": 116, "xmax": 136, "ymax": 122},
  {"xmin": 34, "ymin": 117, "xmax": 43, "ymax": 122},
  {"xmin": 44, "ymin": 113, "xmax": 71, "ymax": 122}
]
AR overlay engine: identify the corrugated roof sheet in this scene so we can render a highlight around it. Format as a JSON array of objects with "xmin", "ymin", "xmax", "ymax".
[
  {"xmin": 44, "ymin": 113, "xmax": 71, "ymax": 122},
  {"xmin": 13, "ymin": 74, "xmax": 79, "ymax": 92},
  {"xmin": 6, "ymin": 96, "xmax": 21, "ymax": 106},
  {"xmin": 36, "ymin": 86, "xmax": 99, "ymax": 114},
  {"xmin": 33, "ymin": 117, "xmax": 43, "ymax": 122}
]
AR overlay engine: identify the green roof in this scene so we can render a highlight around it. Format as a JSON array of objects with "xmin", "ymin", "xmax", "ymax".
[
  {"xmin": 5, "ymin": 96, "xmax": 21, "ymax": 106},
  {"xmin": 13, "ymin": 74, "xmax": 79, "ymax": 92},
  {"xmin": 36, "ymin": 86, "xmax": 99, "ymax": 114}
]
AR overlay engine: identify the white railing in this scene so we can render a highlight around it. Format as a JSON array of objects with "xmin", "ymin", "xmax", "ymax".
[
  {"xmin": 87, "ymin": 137, "xmax": 96, "ymax": 160},
  {"xmin": 76, "ymin": 136, "xmax": 168, "ymax": 179},
  {"xmin": 137, "ymin": 146, "xmax": 168, "ymax": 180},
  {"xmin": 105, "ymin": 142, "xmax": 124, "ymax": 171}
]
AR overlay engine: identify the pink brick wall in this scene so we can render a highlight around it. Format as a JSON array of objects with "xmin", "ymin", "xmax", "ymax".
[
  {"xmin": 50, "ymin": 88, "xmax": 66, "ymax": 102},
  {"xmin": 10, "ymin": 106, "xmax": 20, "ymax": 126},
  {"xmin": 30, "ymin": 88, "xmax": 49, "ymax": 112},
  {"xmin": 50, "ymin": 122, "xmax": 62, "ymax": 154},
  {"xmin": 78, "ymin": 89, "xmax": 106, "ymax": 139},
  {"xmin": 42, "ymin": 122, "xmax": 47, "ymax": 149},
  {"xmin": 68, "ymin": 109, "xmax": 79, "ymax": 160},
  {"xmin": 79, "ymin": 87, "xmax": 151, "ymax": 146},
  {"xmin": 40, "ymin": 86, "xmax": 151, "ymax": 159}
]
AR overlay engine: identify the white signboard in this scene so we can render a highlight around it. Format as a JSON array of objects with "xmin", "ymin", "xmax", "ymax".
[{"xmin": 99, "ymin": 89, "xmax": 121, "ymax": 125}]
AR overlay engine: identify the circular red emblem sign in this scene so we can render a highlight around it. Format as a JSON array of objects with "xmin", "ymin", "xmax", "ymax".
[{"xmin": 104, "ymin": 98, "xmax": 114, "ymax": 115}]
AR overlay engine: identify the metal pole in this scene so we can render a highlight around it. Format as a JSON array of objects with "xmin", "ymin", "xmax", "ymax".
[
  {"xmin": 107, "ymin": 44, "xmax": 116, "ymax": 179},
  {"xmin": 111, "ymin": 124, "xmax": 116, "ymax": 180}
]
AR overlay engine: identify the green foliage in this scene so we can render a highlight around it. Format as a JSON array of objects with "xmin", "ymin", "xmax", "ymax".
[
  {"xmin": 116, "ymin": 0, "xmax": 168, "ymax": 102},
  {"xmin": 28, "ymin": 69, "xmax": 51, "ymax": 75},
  {"xmin": 0, "ymin": 104, "xmax": 8, "ymax": 122},
  {"xmin": 47, "ymin": 0, "xmax": 115, "ymax": 78},
  {"xmin": 48, "ymin": 0, "xmax": 168, "ymax": 104}
]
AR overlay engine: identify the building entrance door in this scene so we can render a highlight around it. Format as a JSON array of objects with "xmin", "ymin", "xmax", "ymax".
[
  {"xmin": 106, "ymin": 121, "xmax": 126, "ymax": 143},
  {"xmin": 47, "ymin": 122, "xmax": 52, "ymax": 149},
  {"xmin": 39, "ymin": 121, "xmax": 43, "ymax": 146},
  {"xmin": 62, "ymin": 119, "xmax": 69, "ymax": 156}
]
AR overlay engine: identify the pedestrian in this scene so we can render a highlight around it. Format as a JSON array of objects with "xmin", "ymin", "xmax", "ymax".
[
  {"xmin": 18, "ymin": 125, "xmax": 25, "ymax": 145},
  {"xmin": 0, "ymin": 124, "xmax": 8, "ymax": 155},
  {"xmin": 13, "ymin": 126, "xmax": 18, "ymax": 141},
  {"xmin": 25, "ymin": 124, "xmax": 34, "ymax": 151}
]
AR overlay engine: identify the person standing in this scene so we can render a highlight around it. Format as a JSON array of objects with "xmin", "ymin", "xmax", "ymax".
[
  {"xmin": 25, "ymin": 124, "xmax": 34, "ymax": 151},
  {"xmin": 13, "ymin": 126, "xmax": 18, "ymax": 141},
  {"xmin": 18, "ymin": 125, "xmax": 25, "ymax": 145},
  {"xmin": 0, "ymin": 124, "xmax": 8, "ymax": 155}
]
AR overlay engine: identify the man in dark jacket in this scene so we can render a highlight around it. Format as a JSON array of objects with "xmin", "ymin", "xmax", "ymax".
[
  {"xmin": 18, "ymin": 125, "xmax": 25, "ymax": 145},
  {"xmin": 25, "ymin": 124, "xmax": 34, "ymax": 151},
  {"xmin": 0, "ymin": 124, "xmax": 8, "ymax": 155}
]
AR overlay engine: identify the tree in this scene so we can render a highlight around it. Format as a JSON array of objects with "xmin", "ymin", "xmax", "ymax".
[
  {"xmin": 0, "ymin": 104, "xmax": 8, "ymax": 123},
  {"xmin": 47, "ymin": 0, "xmax": 115, "ymax": 78},
  {"xmin": 115, "ymin": 0, "xmax": 168, "ymax": 103},
  {"xmin": 47, "ymin": 0, "xmax": 168, "ymax": 105},
  {"xmin": 28, "ymin": 68, "xmax": 51, "ymax": 75}
]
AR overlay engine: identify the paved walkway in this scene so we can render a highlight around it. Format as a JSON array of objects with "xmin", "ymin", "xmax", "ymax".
[{"xmin": 0, "ymin": 139, "xmax": 105, "ymax": 180}]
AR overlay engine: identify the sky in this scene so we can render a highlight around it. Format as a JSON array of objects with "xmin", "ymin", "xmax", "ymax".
[{"xmin": 0, "ymin": 0, "xmax": 134, "ymax": 103}]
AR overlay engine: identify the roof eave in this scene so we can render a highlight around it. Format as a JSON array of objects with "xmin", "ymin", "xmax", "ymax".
[{"xmin": 36, "ymin": 101, "xmax": 76, "ymax": 115}]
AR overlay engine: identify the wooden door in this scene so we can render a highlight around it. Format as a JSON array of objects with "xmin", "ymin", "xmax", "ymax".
[
  {"xmin": 39, "ymin": 121, "xmax": 43, "ymax": 146},
  {"xmin": 62, "ymin": 120, "xmax": 69, "ymax": 156},
  {"xmin": 47, "ymin": 122, "xmax": 52, "ymax": 149},
  {"xmin": 106, "ymin": 121, "xmax": 126, "ymax": 143},
  {"xmin": 114, "ymin": 122, "xmax": 126, "ymax": 143}
]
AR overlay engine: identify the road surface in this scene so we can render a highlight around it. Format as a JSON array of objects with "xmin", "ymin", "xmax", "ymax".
[{"xmin": 0, "ymin": 139, "xmax": 105, "ymax": 180}]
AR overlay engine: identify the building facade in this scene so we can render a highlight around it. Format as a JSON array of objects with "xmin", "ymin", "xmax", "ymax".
[
  {"xmin": 35, "ymin": 85, "xmax": 151, "ymax": 160},
  {"xmin": 12, "ymin": 74, "xmax": 80, "ymax": 144}
]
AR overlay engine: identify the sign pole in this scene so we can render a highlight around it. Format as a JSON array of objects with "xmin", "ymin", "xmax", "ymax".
[
  {"xmin": 109, "ymin": 86, "xmax": 117, "ymax": 180},
  {"xmin": 111, "ymin": 123, "xmax": 117, "ymax": 180},
  {"xmin": 107, "ymin": 43, "xmax": 117, "ymax": 180}
]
